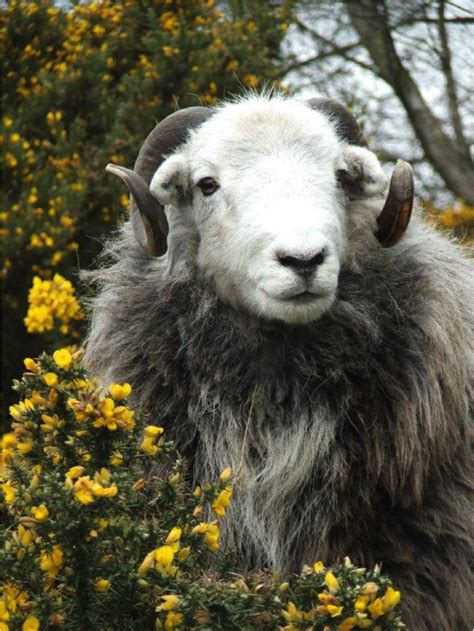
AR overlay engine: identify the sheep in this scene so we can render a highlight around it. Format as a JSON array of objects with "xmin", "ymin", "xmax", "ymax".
[{"xmin": 85, "ymin": 94, "xmax": 473, "ymax": 630}]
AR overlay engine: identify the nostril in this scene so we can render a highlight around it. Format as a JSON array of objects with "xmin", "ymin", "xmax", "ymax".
[{"xmin": 277, "ymin": 249, "xmax": 326, "ymax": 272}]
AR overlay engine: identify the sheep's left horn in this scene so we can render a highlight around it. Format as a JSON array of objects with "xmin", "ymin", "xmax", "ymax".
[
  {"xmin": 376, "ymin": 160, "xmax": 414, "ymax": 247},
  {"xmin": 106, "ymin": 164, "xmax": 168, "ymax": 256}
]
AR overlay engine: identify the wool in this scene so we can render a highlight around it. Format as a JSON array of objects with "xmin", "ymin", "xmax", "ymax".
[{"xmin": 85, "ymin": 205, "xmax": 473, "ymax": 629}]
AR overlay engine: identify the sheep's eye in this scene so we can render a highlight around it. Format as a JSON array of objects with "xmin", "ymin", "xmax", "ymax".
[{"xmin": 197, "ymin": 177, "xmax": 219, "ymax": 196}]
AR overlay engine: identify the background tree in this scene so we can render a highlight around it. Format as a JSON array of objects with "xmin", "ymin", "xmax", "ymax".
[{"xmin": 281, "ymin": 0, "xmax": 474, "ymax": 206}]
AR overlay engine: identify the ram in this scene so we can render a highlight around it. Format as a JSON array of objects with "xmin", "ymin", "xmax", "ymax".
[{"xmin": 86, "ymin": 95, "xmax": 473, "ymax": 630}]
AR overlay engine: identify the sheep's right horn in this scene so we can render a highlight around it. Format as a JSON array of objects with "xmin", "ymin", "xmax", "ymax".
[
  {"xmin": 376, "ymin": 160, "xmax": 414, "ymax": 247},
  {"xmin": 106, "ymin": 164, "xmax": 168, "ymax": 256},
  {"xmin": 107, "ymin": 106, "xmax": 213, "ymax": 257}
]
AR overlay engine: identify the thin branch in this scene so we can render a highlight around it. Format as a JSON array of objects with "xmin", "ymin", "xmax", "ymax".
[
  {"xmin": 279, "ymin": 42, "xmax": 359, "ymax": 77},
  {"xmin": 437, "ymin": 0, "xmax": 472, "ymax": 162}
]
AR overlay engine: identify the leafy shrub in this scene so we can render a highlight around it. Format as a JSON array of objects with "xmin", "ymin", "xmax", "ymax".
[
  {"xmin": 1, "ymin": 351, "xmax": 404, "ymax": 630},
  {"xmin": 0, "ymin": 0, "xmax": 290, "ymax": 422}
]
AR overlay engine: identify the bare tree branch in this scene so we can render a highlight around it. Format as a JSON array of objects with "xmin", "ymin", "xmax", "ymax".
[
  {"xmin": 437, "ymin": 0, "xmax": 472, "ymax": 161},
  {"xmin": 343, "ymin": 0, "xmax": 474, "ymax": 204},
  {"xmin": 278, "ymin": 42, "xmax": 359, "ymax": 77}
]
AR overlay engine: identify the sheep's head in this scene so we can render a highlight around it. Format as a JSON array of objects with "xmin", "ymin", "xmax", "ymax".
[{"xmin": 107, "ymin": 96, "xmax": 413, "ymax": 325}]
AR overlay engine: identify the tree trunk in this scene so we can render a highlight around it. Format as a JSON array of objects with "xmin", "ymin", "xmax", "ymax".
[{"xmin": 345, "ymin": 0, "xmax": 474, "ymax": 205}]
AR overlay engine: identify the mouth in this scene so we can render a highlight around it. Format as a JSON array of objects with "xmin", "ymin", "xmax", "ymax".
[{"xmin": 284, "ymin": 291, "xmax": 319, "ymax": 303}]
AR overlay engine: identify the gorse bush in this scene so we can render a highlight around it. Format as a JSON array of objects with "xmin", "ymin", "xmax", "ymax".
[
  {"xmin": 1, "ymin": 351, "xmax": 404, "ymax": 630},
  {"xmin": 0, "ymin": 0, "xmax": 290, "ymax": 420}
]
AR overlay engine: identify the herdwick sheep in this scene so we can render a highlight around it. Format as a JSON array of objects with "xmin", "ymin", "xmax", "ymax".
[{"xmin": 86, "ymin": 94, "xmax": 473, "ymax": 630}]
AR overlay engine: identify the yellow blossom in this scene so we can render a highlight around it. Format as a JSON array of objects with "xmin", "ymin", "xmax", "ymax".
[
  {"xmin": 211, "ymin": 487, "xmax": 232, "ymax": 517},
  {"xmin": 144, "ymin": 425, "xmax": 164, "ymax": 437},
  {"xmin": 108, "ymin": 383, "xmax": 132, "ymax": 400},
  {"xmin": 154, "ymin": 545, "xmax": 175, "ymax": 574},
  {"xmin": 354, "ymin": 594, "xmax": 369, "ymax": 612},
  {"xmin": 73, "ymin": 476, "xmax": 95, "ymax": 504},
  {"xmin": 22, "ymin": 617, "xmax": 40, "ymax": 631},
  {"xmin": 382, "ymin": 586, "xmax": 401, "ymax": 612},
  {"xmin": 53, "ymin": 348, "xmax": 72, "ymax": 369},
  {"xmin": 313, "ymin": 561, "xmax": 325, "ymax": 572},
  {"xmin": 165, "ymin": 527, "xmax": 182, "ymax": 545},
  {"xmin": 156, "ymin": 594, "xmax": 179, "ymax": 611},
  {"xmin": 2, "ymin": 481, "xmax": 17, "ymax": 504},
  {"xmin": 177, "ymin": 547, "xmax": 190, "ymax": 562},
  {"xmin": 65, "ymin": 465, "xmax": 85, "ymax": 479},
  {"xmin": 109, "ymin": 451, "xmax": 124, "ymax": 466},
  {"xmin": 164, "ymin": 612, "xmax": 183, "ymax": 630},
  {"xmin": 31, "ymin": 505, "xmax": 49, "ymax": 521},
  {"xmin": 219, "ymin": 467, "xmax": 232, "ymax": 483},
  {"xmin": 367, "ymin": 597, "xmax": 384, "ymax": 619},
  {"xmin": 43, "ymin": 373, "xmax": 58, "ymax": 387},
  {"xmin": 138, "ymin": 550, "xmax": 155, "ymax": 574},
  {"xmin": 94, "ymin": 579, "xmax": 111, "ymax": 592},
  {"xmin": 39, "ymin": 544, "xmax": 63, "ymax": 576},
  {"xmin": 24, "ymin": 358, "xmax": 39, "ymax": 372},
  {"xmin": 327, "ymin": 604, "xmax": 343, "ymax": 617},
  {"xmin": 337, "ymin": 617, "xmax": 358, "ymax": 631},
  {"xmin": 325, "ymin": 571, "xmax": 340, "ymax": 592}
]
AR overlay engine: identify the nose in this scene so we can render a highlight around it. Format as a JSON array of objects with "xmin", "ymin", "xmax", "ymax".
[{"xmin": 276, "ymin": 248, "xmax": 326, "ymax": 276}]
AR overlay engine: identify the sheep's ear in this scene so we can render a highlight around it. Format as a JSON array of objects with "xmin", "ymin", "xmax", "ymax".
[
  {"xmin": 337, "ymin": 146, "xmax": 387, "ymax": 199},
  {"xmin": 150, "ymin": 154, "xmax": 190, "ymax": 207}
]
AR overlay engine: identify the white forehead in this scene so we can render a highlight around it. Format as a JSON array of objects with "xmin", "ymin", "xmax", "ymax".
[{"xmin": 182, "ymin": 96, "xmax": 342, "ymax": 173}]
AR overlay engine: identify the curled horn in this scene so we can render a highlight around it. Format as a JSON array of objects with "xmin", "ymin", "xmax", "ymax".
[
  {"xmin": 106, "ymin": 106, "xmax": 213, "ymax": 256},
  {"xmin": 306, "ymin": 97, "xmax": 414, "ymax": 247}
]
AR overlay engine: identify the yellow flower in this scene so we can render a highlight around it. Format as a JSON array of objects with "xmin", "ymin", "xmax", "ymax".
[
  {"xmin": 382, "ymin": 586, "xmax": 400, "ymax": 612},
  {"xmin": 282, "ymin": 601, "xmax": 305, "ymax": 623},
  {"xmin": 73, "ymin": 476, "xmax": 95, "ymax": 504},
  {"xmin": 177, "ymin": 547, "xmax": 190, "ymax": 562},
  {"xmin": 53, "ymin": 348, "xmax": 72, "ymax": 369},
  {"xmin": 138, "ymin": 550, "xmax": 155, "ymax": 574},
  {"xmin": 313, "ymin": 560, "xmax": 325, "ymax": 572},
  {"xmin": 92, "ymin": 24, "xmax": 106, "ymax": 37},
  {"xmin": 337, "ymin": 617, "xmax": 358, "ymax": 631},
  {"xmin": 94, "ymin": 579, "xmax": 111, "ymax": 592},
  {"xmin": 2, "ymin": 481, "xmax": 17, "ymax": 504},
  {"xmin": 66, "ymin": 465, "xmax": 85, "ymax": 479},
  {"xmin": 354, "ymin": 595, "xmax": 369, "ymax": 612},
  {"xmin": 39, "ymin": 544, "xmax": 63, "ymax": 576},
  {"xmin": 156, "ymin": 594, "xmax": 179, "ymax": 611},
  {"xmin": 43, "ymin": 373, "xmax": 58, "ymax": 387},
  {"xmin": 108, "ymin": 383, "xmax": 132, "ymax": 400},
  {"xmin": 22, "ymin": 617, "xmax": 40, "ymax": 631},
  {"xmin": 367, "ymin": 597, "xmax": 384, "ymax": 619},
  {"xmin": 211, "ymin": 487, "xmax": 232, "ymax": 517},
  {"xmin": 31, "ymin": 505, "xmax": 49, "ymax": 521},
  {"xmin": 219, "ymin": 467, "xmax": 232, "ymax": 483},
  {"xmin": 165, "ymin": 527, "xmax": 182, "ymax": 545},
  {"xmin": 109, "ymin": 451, "xmax": 124, "ymax": 466},
  {"xmin": 155, "ymin": 545, "xmax": 175, "ymax": 567},
  {"xmin": 140, "ymin": 426, "xmax": 163, "ymax": 455},
  {"xmin": 325, "ymin": 571, "xmax": 340, "ymax": 592},
  {"xmin": 144, "ymin": 425, "xmax": 164, "ymax": 437},
  {"xmin": 17, "ymin": 437, "xmax": 34, "ymax": 454},
  {"xmin": 24, "ymin": 358, "xmax": 39, "ymax": 372},
  {"xmin": 243, "ymin": 73, "xmax": 259, "ymax": 88},
  {"xmin": 164, "ymin": 612, "xmax": 183, "ymax": 630},
  {"xmin": 327, "ymin": 604, "xmax": 343, "ymax": 617}
]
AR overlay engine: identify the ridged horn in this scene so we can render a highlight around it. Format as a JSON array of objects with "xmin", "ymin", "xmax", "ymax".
[
  {"xmin": 376, "ymin": 160, "xmax": 414, "ymax": 247},
  {"xmin": 306, "ymin": 97, "xmax": 367, "ymax": 147},
  {"xmin": 306, "ymin": 97, "xmax": 414, "ymax": 247},
  {"xmin": 107, "ymin": 106, "xmax": 213, "ymax": 256}
]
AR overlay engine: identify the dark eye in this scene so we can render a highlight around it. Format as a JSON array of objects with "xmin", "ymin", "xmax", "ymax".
[{"xmin": 197, "ymin": 177, "xmax": 219, "ymax": 196}]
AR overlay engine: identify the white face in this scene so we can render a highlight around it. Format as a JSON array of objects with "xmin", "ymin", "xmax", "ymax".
[{"xmin": 150, "ymin": 98, "xmax": 385, "ymax": 325}]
